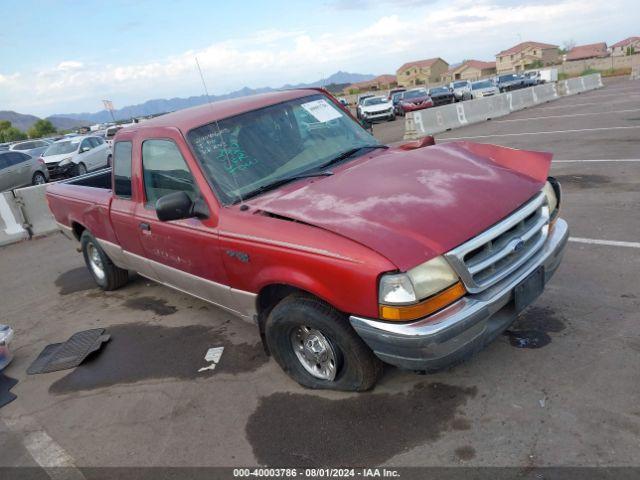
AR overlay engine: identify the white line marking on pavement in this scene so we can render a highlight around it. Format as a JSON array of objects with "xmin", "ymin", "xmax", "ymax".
[
  {"xmin": 4, "ymin": 415, "xmax": 86, "ymax": 480},
  {"xmin": 554, "ymin": 159, "xmax": 640, "ymax": 163},
  {"xmin": 494, "ymin": 108, "xmax": 640, "ymax": 123},
  {"xmin": 535, "ymin": 99, "xmax": 640, "ymax": 111},
  {"xmin": 440, "ymin": 125, "xmax": 640, "ymax": 140},
  {"xmin": 569, "ymin": 237, "xmax": 640, "ymax": 249}
]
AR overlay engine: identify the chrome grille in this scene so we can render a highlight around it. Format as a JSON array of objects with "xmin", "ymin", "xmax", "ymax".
[{"xmin": 444, "ymin": 192, "xmax": 550, "ymax": 293}]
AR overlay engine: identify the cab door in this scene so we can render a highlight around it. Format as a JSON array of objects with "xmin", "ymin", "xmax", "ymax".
[
  {"xmin": 108, "ymin": 138, "xmax": 159, "ymax": 280},
  {"xmin": 133, "ymin": 132, "xmax": 235, "ymax": 312}
]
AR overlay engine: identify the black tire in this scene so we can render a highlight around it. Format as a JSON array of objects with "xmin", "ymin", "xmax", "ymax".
[
  {"xmin": 32, "ymin": 171, "xmax": 46, "ymax": 185},
  {"xmin": 72, "ymin": 163, "xmax": 87, "ymax": 177},
  {"xmin": 388, "ymin": 114, "xmax": 396, "ymax": 122},
  {"xmin": 265, "ymin": 294, "xmax": 383, "ymax": 391},
  {"xmin": 80, "ymin": 231, "xmax": 129, "ymax": 291},
  {"xmin": 107, "ymin": 155, "xmax": 112, "ymax": 167}
]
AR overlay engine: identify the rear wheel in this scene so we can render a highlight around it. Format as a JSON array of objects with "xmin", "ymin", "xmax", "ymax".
[
  {"xmin": 107, "ymin": 155, "xmax": 112, "ymax": 167},
  {"xmin": 80, "ymin": 231, "xmax": 129, "ymax": 291},
  {"xmin": 32, "ymin": 172, "xmax": 46, "ymax": 185},
  {"xmin": 265, "ymin": 294, "xmax": 382, "ymax": 391}
]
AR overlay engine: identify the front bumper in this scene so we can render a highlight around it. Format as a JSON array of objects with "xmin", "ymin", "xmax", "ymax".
[
  {"xmin": 363, "ymin": 110, "xmax": 394, "ymax": 121},
  {"xmin": 349, "ymin": 218, "xmax": 569, "ymax": 371}
]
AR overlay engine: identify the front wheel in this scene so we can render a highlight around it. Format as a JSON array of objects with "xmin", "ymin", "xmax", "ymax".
[
  {"xmin": 73, "ymin": 163, "xmax": 87, "ymax": 177},
  {"xmin": 80, "ymin": 231, "xmax": 129, "ymax": 291},
  {"xmin": 388, "ymin": 114, "xmax": 396, "ymax": 122},
  {"xmin": 265, "ymin": 295, "xmax": 382, "ymax": 391},
  {"xmin": 32, "ymin": 172, "xmax": 46, "ymax": 185},
  {"xmin": 107, "ymin": 155, "xmax": 112, "ymax": 167}
]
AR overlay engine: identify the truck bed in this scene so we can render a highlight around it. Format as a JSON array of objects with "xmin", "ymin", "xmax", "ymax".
[{"xmin": 46, "ymin": 168, "xmax": 115, "ymax": 241}]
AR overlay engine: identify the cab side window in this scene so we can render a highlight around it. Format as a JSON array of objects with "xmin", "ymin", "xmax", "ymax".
[
  {"xmin": 142, "ymin": 139, "xmax": 196, "ymax": 206},
  {"xmin": 88, "ymin": 137, "xmax": 101, "ymax": 148},
  {"xmin": 113, "ymin": 141, "xmax": 133, "ymax": 198}
]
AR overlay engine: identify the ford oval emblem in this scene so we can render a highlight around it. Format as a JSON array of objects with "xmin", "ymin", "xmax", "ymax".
[{"xmin": 513, "ymin": 238, "xmax": 525, "ymax": 252}]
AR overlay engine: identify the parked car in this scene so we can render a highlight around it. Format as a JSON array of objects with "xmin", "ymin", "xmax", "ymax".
[
  {"xmin": 337, "ymin": 97, "xmax": 349, "ymax": 107},
  {"xmin": 390, "ymin": 91, "xmax": 405, "ymax": 115},
  {"xmin": 396, "ymin": 88, "xmax": 434, "ymax": 115},
  {"xmin": 105, "ymin": 125, "xmax": 122, "ymax": 151},
  {"xmin": 387, "ymin": 87, "xmax": 405, "ymax": 100},
  {"xmin": 523, "ymin": 71, "xmax": 541, "ymax": 87},
  {"xmin": 359, "ymin": 96, "xmax": 395, "ymax": 122},
  {"xmin": 9, "ymin": 139, "xmax": 52, "ymax": 158},
  {"xmin": 42, "ymin": 135, "xmax": 111, "ymax": 179},
  {"xmin": 0, "ymin": 150, "xmax": 49, "ymax": 191},
  {"xmin": 427, "ymin": 86, "xmax": 455, "ymax": 106},
  {"xmin": 450, "ymin": 80, "xmax": 472, "ymax": 101},
  {"xmin": 495, "ymin": 74, "xmax": 526, "ymax": 92},
  {"xmin": 46, "ymin": 89, "xmax": 567, "ymax": 391},
  {"xmin": 356, "ymin": 94, "xmax": 375, "ymax": 119},
  {"xmin": 0, "ymin": 143, "xmax": 11, "ymax": 151},
  {"xmin": 470, "ymin": 79, "xmax": 500, "ymax": 99}
]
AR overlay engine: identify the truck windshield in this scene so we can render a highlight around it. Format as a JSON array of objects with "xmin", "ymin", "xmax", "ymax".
[
  {"xmin": 187, "ymin": 94, "xmax": 379, "ymax": 204},
  {"xmin": 44, "ymin": 141, "xmax": 80, "ymax": 156}
]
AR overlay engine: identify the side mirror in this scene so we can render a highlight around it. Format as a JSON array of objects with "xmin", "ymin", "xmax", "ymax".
[
  {"xmin": 156, "ymin": 191, "xmax": 209, "ymax": 221},
  {"xmin": 80, "ymin": 146, "xmax": 90, "ymax": 153}
]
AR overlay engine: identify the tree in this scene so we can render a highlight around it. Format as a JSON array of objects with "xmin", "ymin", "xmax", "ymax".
[
  {"xmin": 0, "ymin": 120, "xmax": 11, "ymax": 132},
  {"xmin": 559, "ymin": 39, "xmax": 576, "ymax": 54},
  {"xmin": 0, "ymin": 127, "xmax": 28, "ymax": 142},
  {"xmin": 27, "ymin": 119, "xmax": 56, "ymax": 139}
]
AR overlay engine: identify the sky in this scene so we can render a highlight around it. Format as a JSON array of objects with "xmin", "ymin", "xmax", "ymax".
[{"xmin": 0, "ymin": 0, "xmax": 637, "ymax": 117}]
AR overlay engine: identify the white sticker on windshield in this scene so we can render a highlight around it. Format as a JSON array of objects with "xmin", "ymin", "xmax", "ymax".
[{"xmin": 301, "ymin": 99, "xmax": 342, "ymax": 123}]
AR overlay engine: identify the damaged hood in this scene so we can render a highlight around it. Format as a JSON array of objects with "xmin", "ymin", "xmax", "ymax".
[{"xmin": 249, "ymin": 142, "xmax": 552, "ymax": 271}]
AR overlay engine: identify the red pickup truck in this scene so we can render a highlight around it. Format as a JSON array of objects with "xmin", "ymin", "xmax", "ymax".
[{"xmin": 46, "ymin": 89, "xmax": 568, "ymax": 391}]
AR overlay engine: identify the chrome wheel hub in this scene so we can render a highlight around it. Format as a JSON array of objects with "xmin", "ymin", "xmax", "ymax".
[
  {"xmin": 290, "ymin": 326, "xmax": 337, "ymax": 381},
  {"xmin": 87, "ymin": 243, "xmax": 105, "ymax": 281}
]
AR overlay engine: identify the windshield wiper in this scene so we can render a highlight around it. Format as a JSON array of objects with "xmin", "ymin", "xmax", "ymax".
[
  {"xmin": 241, "ymin": 171, "xmax": 334, "ymax": 201},
  {"xmin": 317, "ymin": 144, "xmax": 388, "ymax": 170}
]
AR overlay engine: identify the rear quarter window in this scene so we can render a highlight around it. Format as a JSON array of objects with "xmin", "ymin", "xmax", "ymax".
[{"xmin": 113, "ymin": 141, "xmax": 133, "ymax": 198}]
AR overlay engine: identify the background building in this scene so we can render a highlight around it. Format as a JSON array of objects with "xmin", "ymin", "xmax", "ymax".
[
  {"xmin": 396, "ymin": 58, "xmax": 449, "ymax": 87},
  {"xmin": 610, "ymin": 37, "xmax": 640, "ymax": 56},
  {"xmin": 447, "ymin": 60, "xmax": 497, "ymax": 81},
  {"xmin": 496, "ymin": 41, "xmax": 560, "ymax": 73},
  {"xmin": 565, "ymin": 42, "xmax": 608, "ymax": 61}
]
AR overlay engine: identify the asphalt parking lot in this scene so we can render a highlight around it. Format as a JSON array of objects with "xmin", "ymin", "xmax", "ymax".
[{"xmin": 1, "ymin": 77, "xmax": 639, "ymax": 474}]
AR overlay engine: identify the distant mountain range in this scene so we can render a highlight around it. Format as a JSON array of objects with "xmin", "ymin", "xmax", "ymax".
[
  {"xmin": 48, "ymin": 71, "xmax": 375, "ymax": 125},
  {"xmin": 0, "ymin": 110, "xmax": 84, "ymax": 132}
]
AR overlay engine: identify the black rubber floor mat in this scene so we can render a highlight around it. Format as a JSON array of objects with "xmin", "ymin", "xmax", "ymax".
[
  {"xmin": 0, "ymin": 373, "xmax": 18, "ymax": 409},
  {"xmin": 27, "ymin": 328, "xmax": 110, "ymax": 375}
]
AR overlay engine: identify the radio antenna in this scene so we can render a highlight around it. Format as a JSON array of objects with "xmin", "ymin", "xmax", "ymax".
[{"xmin": 194, "ymin": 57, "xmax": 244, "ymax": 205}]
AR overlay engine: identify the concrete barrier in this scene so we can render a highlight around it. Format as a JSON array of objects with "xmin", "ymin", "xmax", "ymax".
[
  {"xmin": 532, "ymin": 82, "xmax": 558, "ymax": 103},
  {"xmin": 506, "ymin": 88, "xmax": 536, "ymax": 112},
  {"xmin": 404, "ymin": 75, "xmax": 602, "ymax": 140},
  {"xmin": 462, "ymin": 94, "xmax": 510, "ymax": 124},
  {"xmin": 0, "ymin": 192, "xmax": 28, "ymax": 246},
  {"xmin": 13, "ymin": 184, "xmax": 59, "ymax": 237},
  {"xmin": 631, "ymin": 66, "xmax": 640, "ymax": 80}
]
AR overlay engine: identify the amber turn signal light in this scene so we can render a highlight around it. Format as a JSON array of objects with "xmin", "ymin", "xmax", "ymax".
[{"xmin": 379, "ymin": 281, "xmax": 466, "ymax": 322}]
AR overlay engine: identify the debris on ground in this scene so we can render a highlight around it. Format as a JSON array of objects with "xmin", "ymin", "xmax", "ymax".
[
  {"xmin": 0, "ymin": 373, "xmax": 18, "ymax": 409},
  {"xmin": 27, "ymin": 328, "xmax": 110, "ymax": 375},
  {"xmin": 198, "ymin": 346, "xmax": 225, "ymax": 372}
]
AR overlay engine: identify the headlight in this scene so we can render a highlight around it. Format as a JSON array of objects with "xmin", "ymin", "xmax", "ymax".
[
  {"xmin": 378, "ymin": 256, "xmax": 466, "ymax": 321},
  {"xmin": 542, "ymin": 178, "xmax": 560, "ymax": 220},
  {"xmin": 58, "ymin": 157, "xmax": 73, "ymax": 166}
]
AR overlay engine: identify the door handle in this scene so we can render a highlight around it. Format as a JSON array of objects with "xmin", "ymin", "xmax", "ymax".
[{"xmin": 139, "ymin": 222, "xmax": 151, "ymax": 231}]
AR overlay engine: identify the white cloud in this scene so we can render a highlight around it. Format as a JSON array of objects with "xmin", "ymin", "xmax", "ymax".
[{"xmin": 0, "ymin": 0, "xmax": 634, "ymax": 116}]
